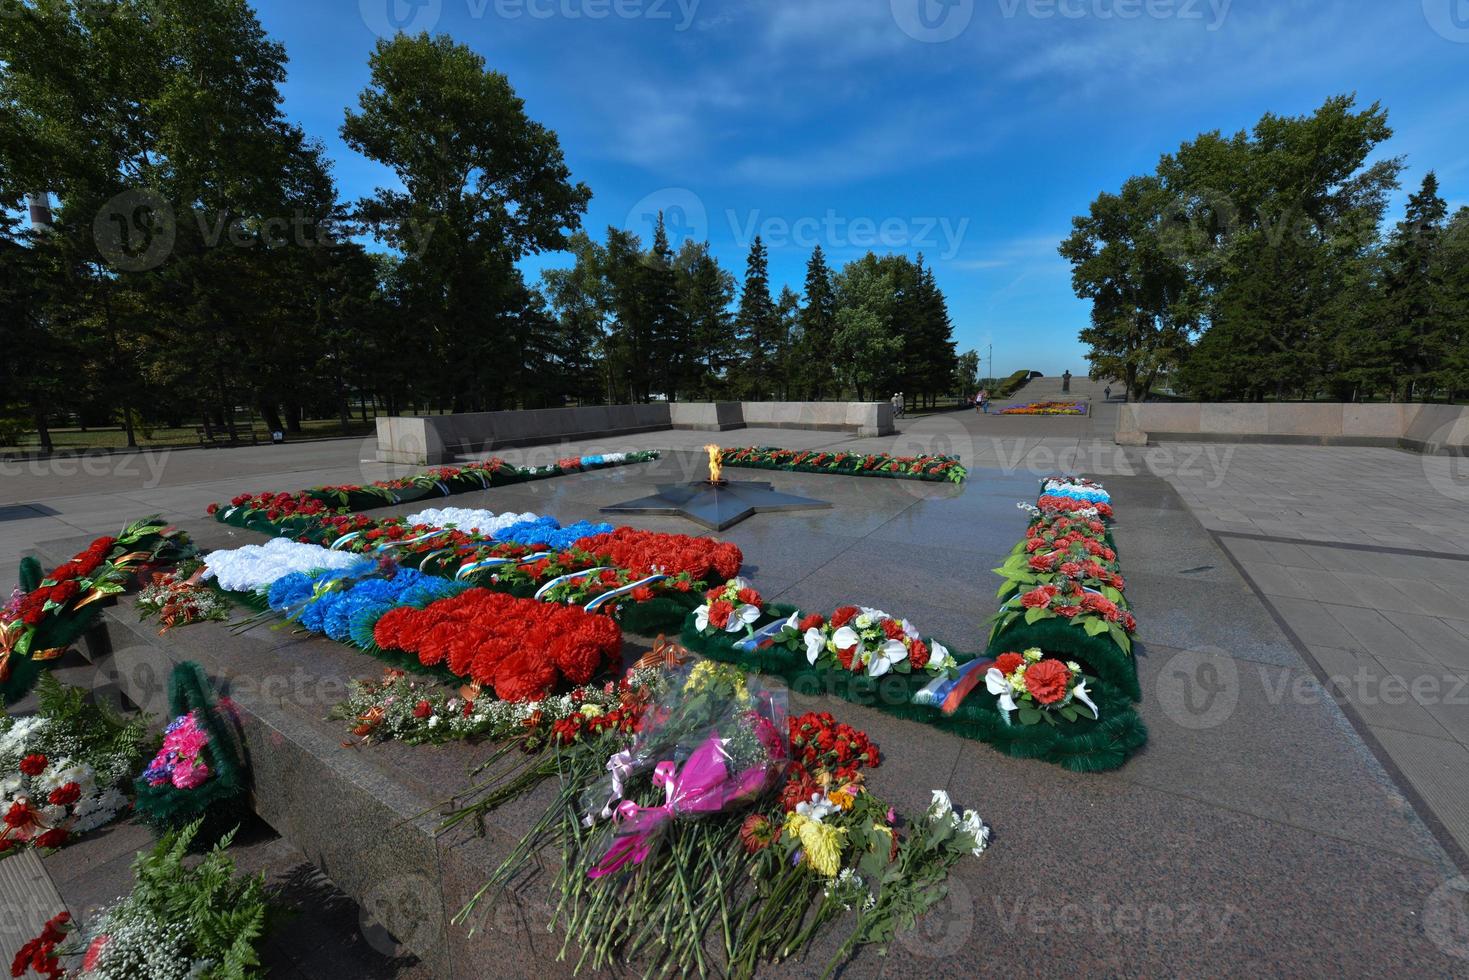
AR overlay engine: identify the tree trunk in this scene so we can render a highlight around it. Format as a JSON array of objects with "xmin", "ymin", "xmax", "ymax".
[
  {"xmin": 258, "ymin": 401, "xmax": 286, "ymax": 435},
  {"xmin": 284, "ymin": 402, "xmax": 303, "ymax": 434},
  {"xmin": 31, "ymin": 398, "xmax": 53, "ymax": 453}
]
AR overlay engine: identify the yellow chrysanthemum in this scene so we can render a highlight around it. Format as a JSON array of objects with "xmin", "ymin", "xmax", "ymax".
[
  {"xmin": 787, "ymin": 814, "xmax": 847, "ymax": 877},
  {"xmin": 828, "ymin": 789, "xmax": 855, "ymax": 811},
  {"xmin": 579, "ymin": 704, "xmax": 604, "ymax": 719}
]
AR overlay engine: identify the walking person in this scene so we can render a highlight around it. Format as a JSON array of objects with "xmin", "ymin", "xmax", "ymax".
[
  {"xmin": 977, "ymin": 388, "xmax": 989, "ymax": 414},
  {"xmin": 1062, "ymin": 370, "xmax": 1072, "ymax": 394},
  {"xmin": 1104, "ymin": 384, "xmax": 1112, "ymax": 401}
]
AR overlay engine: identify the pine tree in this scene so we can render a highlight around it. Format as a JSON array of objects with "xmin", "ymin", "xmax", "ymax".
[
  {"xmin": 1382, "ymin": 172, "xmax": 1448, "ymax": 399},
  {"xmin": 673, "ymin": 240, "xmax": 736, "ymax": 398},
  {"xmin": 735, "ymin": 237, "xmax": 779, "ymax": 398},
  {"xmin": 796, "ymin": 245, "xmax": 837, "ymax": 397},
  {"xmin": 644, "ymin": 213, "xmax": 687, "ymax": 400}
]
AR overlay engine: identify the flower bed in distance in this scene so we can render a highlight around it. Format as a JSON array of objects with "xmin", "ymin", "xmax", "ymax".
[
  {"xmin": 721, "ymin": 447, "xmax": 966, "ymax": 483},
  {"xmin": 999, "ymin": 401, "xmax": 1087, "ymax": 416}
]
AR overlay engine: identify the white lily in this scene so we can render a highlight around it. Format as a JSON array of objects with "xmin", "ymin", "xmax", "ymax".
[
  {"xmin": 928, "ymin": 640, "xmax": 953, "ymax": 670},
  {"xmin": 804, "ymin": 627, "xmax": 827, "ymax": 665},
  {"xmin": 693, "ymin": 603, "xmax": 712, "ymax": 632},
  {"xmin": 985, "ymin": 667, "xmax": 1017, "ymax": 713},
  {"xmin": 867, "ymin": 639, "xmax": 908, "ymax": 677},
  {"xmin": 832, "ymin": 625, "xmax": 861, "ymax": 651},
  {"xmin": 784, "ymin": 612, "xmax": 801, "ymax": 632},
  {"xmin": 1073, "ymin": 678, "xmax": 1100, "ymax": 718},
  {"xmin": 796, "ymin": 792, "xmax": 837, "ymax": 822},
  {"xmin": 726, "ymin": 603, "xmax": 761, "ymax": 632}
]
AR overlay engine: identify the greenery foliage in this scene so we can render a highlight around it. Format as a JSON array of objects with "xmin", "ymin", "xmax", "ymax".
[{"xmin": 1062, "ymin": 95, "xmax": 1468, "ymax": 403}]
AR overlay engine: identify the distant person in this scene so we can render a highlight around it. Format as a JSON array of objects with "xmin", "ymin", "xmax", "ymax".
[
  {"xmin": 1104, "ymin": 384, "xmax": 1112, "ymax": 401},
  {"xmin": 890, "ymin": 392, "xmax": 901, "ymax": 419},
  {"xmin": 898, "ymin": 391, "xmax": 906, "ymax": 417},
  {"xmin": 1062, "ymin": 370, "xmax": 1072, "ymax": 394},
  {"xmin": 977, "ymin": 388, "xmax": 989, "ymax": 414}
]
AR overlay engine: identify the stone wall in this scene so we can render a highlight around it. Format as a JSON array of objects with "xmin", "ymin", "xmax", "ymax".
[
  {"xmin": 1115, "ymin": 402, "xmax": 1469, "ymax": 453},
  {"xmin": 377, "ymin": 401, "xmax": 895, "ymax": 464}
]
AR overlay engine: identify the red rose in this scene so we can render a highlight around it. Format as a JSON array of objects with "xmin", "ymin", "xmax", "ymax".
[
  {"xmin": 47, "ymin": 783, "xmax": 81, "ymax": 807},
  {"xmin": 413, "ymin": 700, "xmax": 433, "ymax": 719},
  {"xmin": 1053, "ymin": 605, "xmax": 1081, "ymax": 618},
  {"xmin": 995, "ymin": 652, "xmax": 1024, "ymax": 676},
  {"xmin": 206, "ymin": 502, "xmax": 219, "ymax": 515},
  {"xmin": 1024, "ymin": 659, "xmax": 1071, "ymax": 705},
  {"xmin": 1019, "ymin": 587, "xmax": 1055, "ymax": 610},
  {"xmin": 34, "ymin": 828, "xmax": 68, "ymax": 850},
  {"xmin": 19, "ymin": 754, "xmax": 47, "ymax": 777},
  {"xmin": 1028, "ymin": 552, "xmax": 1056, "ymax": 573}
]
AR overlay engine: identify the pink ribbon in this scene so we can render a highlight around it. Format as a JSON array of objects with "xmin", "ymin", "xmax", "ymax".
[{"xmin": 587, "ymin": 735, "xmax": 769, "ymax": 878}]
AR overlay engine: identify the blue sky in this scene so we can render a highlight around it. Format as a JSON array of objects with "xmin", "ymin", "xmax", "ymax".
[{"xmin": 260, "ymin": 0, "xmax": 1469, "ymax": 376}]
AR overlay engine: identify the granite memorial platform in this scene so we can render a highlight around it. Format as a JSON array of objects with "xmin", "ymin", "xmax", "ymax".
[{"xmin": 21, "ymin": 454, "xmax": 1469, "ymax": 976}]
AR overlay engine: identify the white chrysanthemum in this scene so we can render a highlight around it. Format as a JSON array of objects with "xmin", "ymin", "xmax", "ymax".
[
  {"xmin": 928, "ymin": 789, "xmax": 953, "ymax": 821},
  {"xmin": 405, "ymin": 507, "xmax": 540, "ymax": 535},
  {"xmin": 203, "ymin": 538, "xmax": 370, "ymax": 592},
  {"xmin": 959, "ymin": 808, "xmax": 991, "ymax": 856}
]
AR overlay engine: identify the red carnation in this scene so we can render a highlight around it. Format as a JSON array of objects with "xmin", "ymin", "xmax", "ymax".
[
  {"xmin": 19, "ymin": 754, "xmax": 47, "ymax": 777},
  {"xmin": 798, "ymin": 613, "xmax": 825, "ymax": 632},
  {"xmin": 47, "ymin": 782, "xmax": 81, "ymax": 807},
  {"xmin": 909, "ymin": 639, "xmax": 930, "ymax": 670},
  {"xmin": 829, "ymin": 606, "xmax": 860, "ymax": 629},
  {"xmin": 33, "ymin": 828, "xmax": 68, "ymax": 850},
  {"xmin": 708, "ymin": 599, "xmax": 734, "ymax": 630},
  {"xmin": 881, "ymin": 619, "xmax": 905, "ymax": 640},
  {"xmin": 413, "ymin": 700, "xmax": 433, "ymax": 719},
  {"xmin": 5, "ymin": 800, "xmax": 34, "ymax": 828},
  {"xmin": 995, "ymin": 652, "xmax": 1024, "ymax": 676},
  {"xmin": 1024, "ymin": 659, "xmax": 1072, "ymax": 705},
  {"xmin": 737, "ymin": 587, "xmax": 762, "ymax": 607}
]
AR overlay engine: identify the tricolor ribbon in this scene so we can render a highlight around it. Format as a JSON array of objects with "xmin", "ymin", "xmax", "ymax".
[
  {"xmin": 584, "ymin": 574, "xmax": 668, "ymax": 612},
  {"xmin": 456, "ymin": 552, "xmax": 552, "ymax": 581},
  {"xmin": 534, "ymin": 567, "xmax": 613, "ymax": 601}
]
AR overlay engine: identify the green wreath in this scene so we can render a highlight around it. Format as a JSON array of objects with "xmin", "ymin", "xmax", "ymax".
[{"xmin": 133, "ymin": 661, "xmax": 249, "ymax": 842}]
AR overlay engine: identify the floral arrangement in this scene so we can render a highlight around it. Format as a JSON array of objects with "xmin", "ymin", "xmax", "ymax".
[
  {"xmin": 2, "ymin": 518, "xmax": 192, "ymax": 704},
  {"xmin": 1041, "ymin": 475, "xmax": 1111, "ymax": 504},
  {"xmin": 0, "ymin": 675, "xmax": 151, "ymax": 858},
  {"xmin": 329, "ymin": 665, "xmax": 663, "ymax": 747},
  {"xmin": 452, "ymin": 661, "xmax": 989, "ymax": 977},
  {"xmin": 401, "ymin": 506, "xmax": 541, "ymax": 535},
  {"xmin": 263, "ymin": 565, "xmax": 468, "ymax": 644},
  {"xmin": 976, "ymin": 476, "xmax": 1146, "ymax": 766},
  {"xmin": 201, "ymin": 537, "xmax": 370, "ymax": 594},
  {"xmin": 135, "ymin": 568, "xmax": 230, "ymax": 633},
  {"xmin": 132, "ymin": 663, "xmax": 248, "ymax": 836},
  {"xmin": 999, "ymin": 400, "xmax": 1087, "ymax": 416},
  {"xmin": 691, "ymin": 577, "xmax": 764, "ymax": 635},
  {"xmin": 138, "ymin": 712, "xmax": 215, "ymax": 790},
  {"xmin": 10, "ymin": 820, "xmax": 271, "ymax": 979},
  {"xmin": 984, "ymin": 648, "xmax": 1099, "ymax": 725},
  {"xmin": 207, "ymin": 452, "xmax": 660, "ymax": 530},
  {"xmin": 371, "ymin": 587, "xmax": 623, "ymax": 700},
  {"xmin": 721, "ymin": 446, "xmax": 967, "ymax": 484},
  {"xmin": 775, "ymin": 603, "xmax": 956, "ymax": 678},
  {"xmin": 573, "ymin": 527, "xmax": 743, "ymax": 581}
]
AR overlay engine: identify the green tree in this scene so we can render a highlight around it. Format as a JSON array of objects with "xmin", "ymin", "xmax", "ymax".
[
  {"xmin": 832, "ymin": 254, "xmax": 902, "ymax": 400},
  {"xmin": 673, "ymin": 239, "xmax": 736, "ymax": 398},
  {"xmin": 794, "ymin": 245, "xmax": 837, "ymax": 398},
  {"xmin": 735, "ymin": 236, "xmax": 779, "ymax": 398},
  {"xmin": 1382, "ymin": 173, "xmax": 1448, "ymax": 399},
  {"xmin": 342, "ymin": 32, "xmax": 590, "ymax": 411}
]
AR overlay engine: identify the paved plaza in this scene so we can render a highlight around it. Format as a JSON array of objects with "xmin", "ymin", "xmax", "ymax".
[{"xmin": 6, "ymin": 407, "xmax": 1469, "ymax": 974}]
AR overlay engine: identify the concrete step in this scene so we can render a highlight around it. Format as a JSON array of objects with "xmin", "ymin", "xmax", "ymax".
[{"xmin": 0, "ymin": 850, "xmax": 68, "ymax": 968}]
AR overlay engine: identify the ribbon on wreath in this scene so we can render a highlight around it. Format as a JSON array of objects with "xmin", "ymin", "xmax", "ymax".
[
  {"xmin": 584, "ymin": 574, "xmax": 668, "ymax": 612},
  {"xmin": 586, "ymin": 736, "xmax": 767, "ymax": 878}
]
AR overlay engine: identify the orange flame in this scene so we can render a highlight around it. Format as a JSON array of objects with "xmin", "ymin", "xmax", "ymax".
[{"xmin": 705, "ymin": 444, "xmax": 723, "ymax": 483}]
